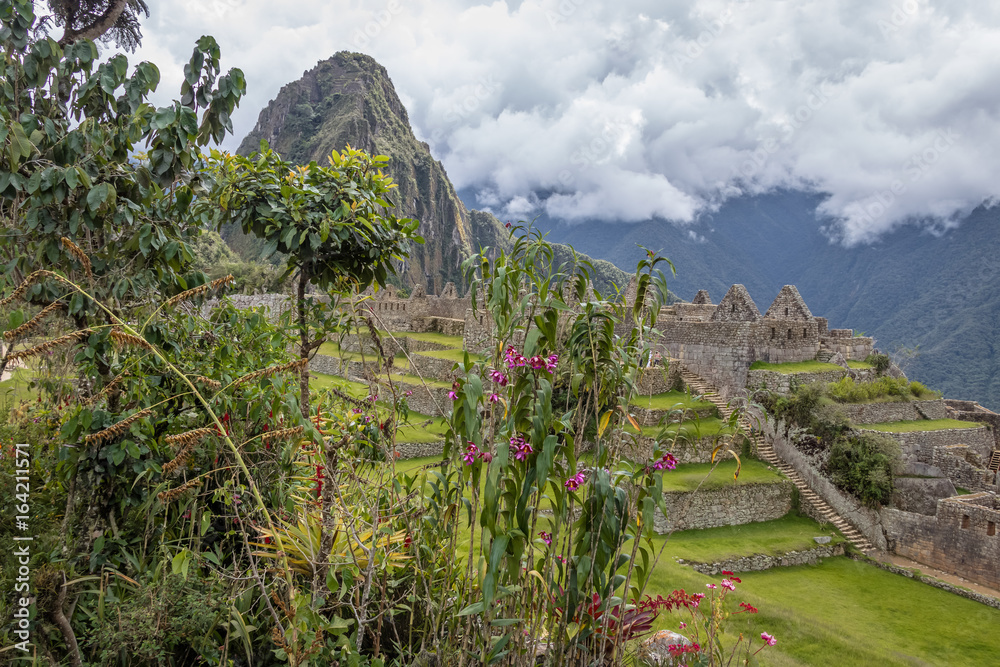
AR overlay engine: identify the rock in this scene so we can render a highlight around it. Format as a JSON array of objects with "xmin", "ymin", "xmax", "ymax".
[
  {"xmin": 813, "ymin": 536, "xmax": 832, "ymax": 544},
  {"xmin": 639, "ymin": 630, "xmax": 695, "ymax": 666},
  {"xmin": 829, "ymin": 352, "xmax": 849, "ymax": 369}
]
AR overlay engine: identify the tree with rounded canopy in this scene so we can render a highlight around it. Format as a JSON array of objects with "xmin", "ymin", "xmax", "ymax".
[{"xmin": 200, "ymin": 143, "xmax": 422, "ymax": 409}]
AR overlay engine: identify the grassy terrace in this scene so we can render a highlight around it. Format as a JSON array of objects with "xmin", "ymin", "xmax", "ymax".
[
  {"xmin": 413, "ymin": 348, "xmax": 484, "ymax": 363},
  {"xmin": 750, "ymin": 360, "xmax": 847, "ymax": 374},
  {"xmin": 659, "ymin": 459, "xmax": 785, "ymax": 492},
  {"xmin": 393, "ymin": 331, "xmax": 464, "ymax": 348},
  {"xmin": 628, "ymin": 416, "xmax": 736, "ymax": 439},
  {"xmin": 864, "ymin": 418, "xmax": 983, "ymax": 432},
  {"xmin": 629, "ymin": 390, "xmax": 718, "ymax": 413}
]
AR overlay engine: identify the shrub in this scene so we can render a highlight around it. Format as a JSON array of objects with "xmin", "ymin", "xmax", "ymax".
[
  {"xmin": 826, "ymin": 376, "xmax": 940, "ymax": 403},
  {"xmin": 827, "ymin": 432, "xmax": 901, "ymax": 507},
  {"xmin": 864, "ymin": 353, "xmax": 892, "ymax": 375}
]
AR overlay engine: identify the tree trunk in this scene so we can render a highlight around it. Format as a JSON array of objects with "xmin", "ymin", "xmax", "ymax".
[{"xmin": 298, "ymin": 267, "xmax": 311, "ymax": 414}]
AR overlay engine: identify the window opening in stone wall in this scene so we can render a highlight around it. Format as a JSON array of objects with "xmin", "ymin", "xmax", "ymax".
[
  {"xmin": 731, "ymin": 304, "xmax": 736, "ymax": 313},
  {"xmin": 803, "ymin": 328, "xmax": 807, "ymax": 338},
  {"xmin": 962, "ymin": 515, "xmax": 971, "ymax": 529},
  {"xmin": 989, "ymin": 521, "xmax": 996, "ymax": 536},
  {"xmin": 785, "ymin": 307, "xmax": 789, "ymax": 316},
  {"xmin": 771, "ymin": 328, "xmax": 776, "ymax": 339},
  {"xmin": 787, "ymin": 329, "xmax": 792, "ymax": 340}
]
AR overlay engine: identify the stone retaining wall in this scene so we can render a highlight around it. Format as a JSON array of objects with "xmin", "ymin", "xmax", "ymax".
[
  {"xmin": 932, "ymin": 445, "xmax": 998, "ymax": 494},
  {"xmin": 395, "ymin": 441, "xmax": 446, "ymax": 459},
  {"xmin": 746, "ymin": 369, "xmax": 847, "ymax": 394},
  {"xmin": 653, "ymin": 481, "xmax": 792, "ymax": 532},
  {"xmin": 680, "ymin": 543, "xmax": 844, "ymax": 575},
  {"xmin": 765, "ymin": 416, "xmax": 889, "ymax": 550},
  {"xmin": 840, "ymin": 400, "xmax": 948, "ymax": 425},
  {"xmin": 859, "ymin": 426, "xmax": 993, "ymax": 466}
]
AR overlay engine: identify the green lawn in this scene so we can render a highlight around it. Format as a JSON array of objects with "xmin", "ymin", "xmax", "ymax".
[
  {"xmin": 846, "ymin": 360, "xmax": 874, "ymax": 370},
  {"xmin": 749, "ymin": 360, "xmax": 846, "ymax": 374},
  {"xmin": 316, "ymin": 340, "xmax": 369, "ymax": 362},
  {"xmin": 630, "ymin": 390, "xmax": 717, "ymax": 414},
  {"xmin": 413, "ymin": 348, "xmax": 483, "ymax": 363},
  {"xmin": 733, "ymin": 558, "xmax": 1000, "ymax": 666},
  {"xmin": 865, "ymin": 419, "xmax": 983, "ymax": 433},
  {"xmin": 660, "ymin": 459, "xmax": 785, "ymax": 492},
  {"xmin": 396, "ymin": 413, "xmax": 450, "ymax": 444},
  {"xmin": 630, "ymin": 416, "xmax": 737, "ymax": 439},
  {"xmin": 395, "ymin": 331, "xmax": 465, "ymax": 348},
  {"xmin": 309, "ymin": 373, "xmax": 371, "ymax": 398},
  {"xmin": 0, "ymin": 368, "xmax": 37, "ymax": 405},
  {"xmin": 388, "ymin": 373, "xmax": 453, "ymax": 389}
]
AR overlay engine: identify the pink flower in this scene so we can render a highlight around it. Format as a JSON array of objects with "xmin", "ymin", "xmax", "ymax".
[
  {"xmin": 367, "ymin": 393, "xmax": 378, "ymax": 402},
  {"xmin": 480, "ymin": 451, "xmax": 493, "ymax": 463},
  {"xmin": 404, "ymin": 390, "xmax": 413, "ymax": 397},
  {"xmin": 545, "ymin": 354, "xmax": 558, "ymax": 372},
  {"xmin": 448, "ymin": 390, "xmax": 458, "ymax": 400},
  {"xmin": 504, "ymin": 346, "xmax": 526, "ymax": 369},
  {"xmin": 679, "ymin": 622, "xmax": 687, "ymax": 629},
  {"xmin": 761, "ymin": 632, "xmax": 776, "ymax": 647},
  {"xmin": 504, "ymin": 221, "xmax": 512, "ymax": 229},
  {"xmin": 488, "ymin": 369, "xmax": 509, "ymax": 386},
  {"xmin": 538, "ymin": 531, "xmax": 552, "ymax": 545},
  {"xmin": 652, "ymin": 452, "xmax": 678, "ymax": 471},
  {"xmin": 352, "ymin": 408, "xmax": 363, "ymax": 414},
  {"xmin": 528, "ymin": 355, "xmax": 546, "ymax": 370},
  {"xmin": 721, "ymin": 579, "xmax": 735, "ymax": 591},
  {"xmin": 705, "ymin": 583, "xmax": 717, "ymax": 590},
  {"xmin": 510, "ymin": 435, "xmax": 533, "ymax": 461},
  {"xmin": 564, "ymin": 471, "xmax": 586, "ymax": 491},
  {"xmin": 463, "ymin": 443, "xmax": 479, "ymax": 465},
  {"xmin": 488, "ymin": 392, "xmax": 500, "ymax": 403}
]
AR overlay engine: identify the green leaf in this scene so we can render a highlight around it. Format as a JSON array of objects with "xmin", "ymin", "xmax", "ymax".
[
  {"xmin": 8, "ymin": 121, "xmax": 32, "ymax": 159},
  {"xmin": 86, "ymin": 183, "xmax": 109, "ymax": 212},
  {"xmin": 458, "ymin": 601, "xmax": 485, "ymax": 616}
]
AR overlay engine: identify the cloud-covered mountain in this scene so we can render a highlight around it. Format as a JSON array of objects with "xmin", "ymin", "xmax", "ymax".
[{"xmin": 136, "ymin": 0, "xmax": 1000, "ymax": 246}]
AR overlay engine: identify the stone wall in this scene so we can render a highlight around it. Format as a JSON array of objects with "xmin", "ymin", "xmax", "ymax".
[
  {"xmin": 652, "ymin": 481, "xmax": 792, "ymax": 532},
  {"xmin": 766, "ymin": 416, "xmax": 889, "ymax": 550},
  {"xmin": 840, "ymin": 400, "xmax": 948, "ymax": 425},
  {"xmin": 623, "ymin": 433, "xmax": 743, "ymax": 465},
  {"xmin": 882, "ymin": 492, "xmax": 1000, "ymax": 591},
  {"xmin": 746, "ymin": 369, "xmax": 847, "ymax": 394},
  {"xmin": 680, "ymin": 543, "xmax": 844, "ymax": 575},
  {"xmin": 394, "ymin": 441, "xmax": 446, "ymax": 459},
  {"xmin": 408, "ymin": 353, "xmax": 462, "ymax": 383},
  {"xmin": 932, "ymin": 445, "xmax": 998, "ymax": 493},
  {"xmin": 859, "ymin": 426, "xmax": 994, "ymax": 466},
  {"xmin": 945, "ymin": 400, "xmax": 1000, "ymax": 450}
]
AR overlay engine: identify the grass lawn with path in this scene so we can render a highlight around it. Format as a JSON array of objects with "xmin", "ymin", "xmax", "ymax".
[{"xmin": 630, "ymin": 390, "xmax": 718, "ymax": 413}]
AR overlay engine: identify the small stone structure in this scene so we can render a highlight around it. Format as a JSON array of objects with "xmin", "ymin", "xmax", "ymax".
[
  {"xmin": 681, "ymin": 543, "xmax": 844, "ymax": 575},
  {"xmin": 883, "ymin": 492, "xmax": 1000, "ymax": 591}
]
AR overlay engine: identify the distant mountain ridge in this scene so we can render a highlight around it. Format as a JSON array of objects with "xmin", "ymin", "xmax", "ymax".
[
  {"xmin": 234, "ymin": 52, "xmax": 630, "ymax": 297},
  {"xmin": 531, "ymin": 191, "xmax": 1000, "ymax": 410}
]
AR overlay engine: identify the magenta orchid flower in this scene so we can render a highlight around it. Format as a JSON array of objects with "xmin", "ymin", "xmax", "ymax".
[
  {"xmin": 488, "ymin": 369, "xmax": 509, "ymax": 386},
  {"xmin": 539, "ymin": 531, "xmax": 552, "ymax": 545},
  {"xmin": 448, "ymin": 390, "xmax": 458, "ymax": 400},
  {"xmin": 463, "ymin": 443, "xmax": 479, "ymax": 465},
  {"xmin": 761, "ymin": 632, "xmax": 777, "ymax": 647},
  {"xmin": 488, "ymin": 392, "xmax": 501, "ymax": 403}
]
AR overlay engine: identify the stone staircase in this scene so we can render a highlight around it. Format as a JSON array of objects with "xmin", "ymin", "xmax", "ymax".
[
  {"xmin": 989, "ymin": 450, "xmax": 1000, "ymax": 474},
  {"xmin": 816, "ymin": 342, "xmax": 834, "ymax": 363},
  {"xmin": 680, "ymin": 369, "xmax": 876, "ymax": 553}
]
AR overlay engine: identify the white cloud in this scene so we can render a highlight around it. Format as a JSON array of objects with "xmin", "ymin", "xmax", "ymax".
[{"xmin": 130, "ymin": 0, "xmax": 1000, "ymax": 245}]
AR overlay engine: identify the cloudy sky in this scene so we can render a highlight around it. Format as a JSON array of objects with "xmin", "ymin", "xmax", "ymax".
[{"xmin": 131, "ymin": 0, "xmax": 1000, "ymax": 245}]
